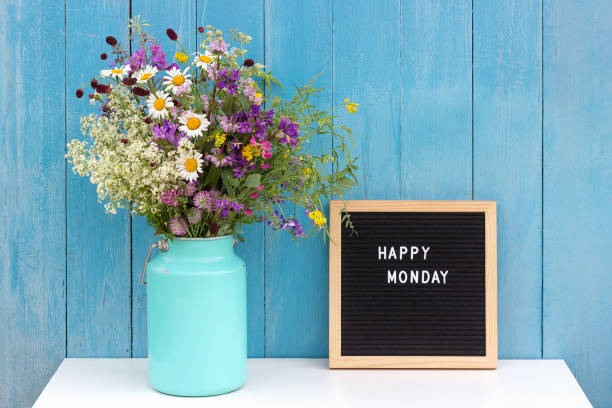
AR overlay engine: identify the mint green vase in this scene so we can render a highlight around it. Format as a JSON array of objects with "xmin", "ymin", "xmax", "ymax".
[{"xmin": 145, "ymin": 236, "xmax": 247, "ymax": 396}]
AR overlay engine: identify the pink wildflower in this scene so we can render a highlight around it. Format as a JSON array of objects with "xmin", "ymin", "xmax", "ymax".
[
  {"xmin": 209, "ymin": 40, "xmax": 229, "ymax": 54},
  {"xmin": 160, "ymin": 190, "xmax": 180, "ymax": 206}
]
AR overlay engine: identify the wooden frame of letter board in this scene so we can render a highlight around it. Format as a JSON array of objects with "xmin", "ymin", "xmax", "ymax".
[{"xmin": 329, "ymin": 200, "xmax": 497, "ymax": 369}]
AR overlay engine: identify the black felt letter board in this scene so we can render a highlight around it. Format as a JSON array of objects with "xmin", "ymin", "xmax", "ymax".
[{"xmin": 340, "ymin": 212, "xmax": 486, "ymax": 357}]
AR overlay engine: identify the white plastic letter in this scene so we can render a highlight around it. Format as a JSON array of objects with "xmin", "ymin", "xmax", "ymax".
[
  {"xmin": 422, "ymin": 246, "xmax": 431, "ymax": 260},
  {"xmin": 378, "ymin": 246, "xmax": 387, "ymax": 260}
]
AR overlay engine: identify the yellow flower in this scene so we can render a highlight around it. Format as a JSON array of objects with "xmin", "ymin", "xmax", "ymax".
[
  {"xmin": 254, "ymin": 92, "xmax": 263, "ymax": 106},
  {"xmin": 241, "ymin": 144, "xmax": 260, "ymax": 161},
  {"xmin": 308, "ymin": 210, "xmax": 327, "ymax": 228},
  {"xmin": 214, "ymin": 132, "xmax": 226, "ymax": 148},
  {"xmin": 343, "ymin": 98, "xmax": 359, "ymax": 114},
  {"xmin": 302, "ymin": 167, "xmax": 312, "ymax": 175},
  {"xmin": 174, "ymin": 52, "xmax": 189, "ymax": 63}
]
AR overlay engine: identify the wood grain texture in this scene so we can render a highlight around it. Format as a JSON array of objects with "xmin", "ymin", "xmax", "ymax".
[
  {"xmin": 329, "ymin": 201, "xmax": 496, "ymax": 368},
  {"xmin": 199, "ymin": 0, "xmax": 266, "ymax": 357},
  {"xmin": 543, "ymin": 1, "xmax": 612, "ymax": 407},
  {"xmin": 0, "ymin": 0, "xmax": 66, "ymax": 406},
  {"xmin": 334, "ymin": 0, "xmax": 401, "ymax": 200},
  {"xmin": 263, "ymin": 0, "xmax": 332, "ymax": 357},
  {"xmin": 401, "ymin": 0, "xmax": 472, "ymax": 200},
  {"xmin": 129, "ymin": 0, "xmax": 197, "ymax": 358},
  {"xmin": 1, "ymin": 0, "xmax": 611, "ymax": 405},
  {"xmin": 65, "ymin": 0, "xmax": 132, "ymax": 357},
  {"xmin": 473, "ymin": 0, "xmax": 543, "ymax": 358}
]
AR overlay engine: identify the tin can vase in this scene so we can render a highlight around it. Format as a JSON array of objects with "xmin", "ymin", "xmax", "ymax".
[{"xmin": 144, "ymin": 235, "xmax": 247, "ymax": 396}]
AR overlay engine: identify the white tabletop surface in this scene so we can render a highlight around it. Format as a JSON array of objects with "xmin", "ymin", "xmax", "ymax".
[{"xmin": 34, "ymin": 358, "xmax": 592, "ymax": 407}]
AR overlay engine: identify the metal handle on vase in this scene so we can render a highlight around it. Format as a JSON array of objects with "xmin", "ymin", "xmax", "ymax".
[{"xmin": 140, "ymin": 238, "xmax": 169, "ymax": 285}]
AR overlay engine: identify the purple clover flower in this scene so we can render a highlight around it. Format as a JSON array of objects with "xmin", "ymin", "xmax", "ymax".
[
  {"xmin": 169, "ymin": 217, "xmax": 188, "ymax": 236},
  {"xmin": 183, "ymin": 181, "xmax": 198, "ymax": 197},
  {"xmin": 193, "ymin": 189, "xmax": 220, "ymax": 212},
  {"xmin": 160, "ymin": 190, "xmax": 181, "ymax": 206}
]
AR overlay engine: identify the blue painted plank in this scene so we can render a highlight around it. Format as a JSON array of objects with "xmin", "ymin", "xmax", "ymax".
[
  {"xmin": 333, "ymin": 0, "xmax": 402, "ymax": 200},
  {"xmin": 543, "ymin": 1, "xmax": 612, "ymax": 406},
  {"xmin": 130, "ymin": 0, "xmax": 197, "ymax": 358},
  {"xmin": 401, "ymin": 0, "xmax": 472, "ymax": 200},
  {"xmin": 264, "ymin": 0, "xmax": 333, "ymax": 357},
  {"xmin": 65, "ymin": 1, "xmax": 132, "ymax": 357},
  {"xmin": 0, "ymin": 0, "xmax": 66, "ymax": 406},
  {"xmin": 198, "ymin": 0, "xmax": 266, "ymax": 358},
  {"xmin": 473, "ymin": 0, "xmax": 543, "ymax": 358}
]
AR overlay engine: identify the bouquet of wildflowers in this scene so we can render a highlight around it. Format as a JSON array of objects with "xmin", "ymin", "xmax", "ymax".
[{"xmin": 67, "ymin": 17, "xmax": 358, "ymax": 239}]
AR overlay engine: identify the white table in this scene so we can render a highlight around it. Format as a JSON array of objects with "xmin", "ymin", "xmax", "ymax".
[{"xmin": 34, "ymin": 358, "xmax": 591, "ymax": 407}]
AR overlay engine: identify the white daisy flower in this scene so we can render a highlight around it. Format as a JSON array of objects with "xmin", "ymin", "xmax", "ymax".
[
  {"xmin": 146, "ymin": 91, "xmax": 174, "ymax": 119},
  {"xmin": 134, "ymin": 65, "xmax": 159, "ymax": 84},
  {"xmin": 178, "ymin": 111, "xmax": 210, "ymax": 138},
  {"xmin": 100, "ymin": 65, "xmax": 131, "ymax": 79},
  {"xmin": 163, "ymin": 67, "xmax": 192, "ymax": 95},
  {"xmin": 176, "ymin": 151, "xmax": 203, "ymax": 182},
  {"xmin": 193, "ymin": 51, "xmax": 214, "ymax": 69}
]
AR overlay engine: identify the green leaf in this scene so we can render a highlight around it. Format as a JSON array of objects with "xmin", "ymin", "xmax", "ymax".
[
  {"xmin": 221, "ymin": 169, "xmax": 237, "ymax": 199},
  {"xmin": 244, "ymin": 173, "xmax": 262, "ymax": 188},
  {"xmin": 203, "ymin": 166, "xmax": 221, "ymax": 188},
  {"xmin": 235, "ymin": 95, "xmax": 250, "ymax": 112},
  {"xmin": 221, "ymin": 95, "xmax": 235, "ymax": 116}
]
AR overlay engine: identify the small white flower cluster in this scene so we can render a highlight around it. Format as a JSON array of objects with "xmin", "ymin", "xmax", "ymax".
[{"xmin": 67, "ymin": 88, "xmax": 181, "ymax": 216}]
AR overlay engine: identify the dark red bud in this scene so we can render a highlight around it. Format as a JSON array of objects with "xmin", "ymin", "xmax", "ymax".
[
  {"xmin": 90, "ymin": 78, "xmax": 98, "ymax": 89},
  {"xmin": 76, "ymin": 89, "xmax": 84, "ymax": 98},
  {"xmin": 150, "ymin": 162, "xmax": 156, "ymax": 167},
  {"xmin": 102, "ymin": 105, "xmax": 109, "ymax": 113},
  {"xmin": 105, "ymin": 36, "xmax": 118, "ymax": 46},
  {"xmin": 120, "ymin": 138, "xmax": 128, "ymax": 144},
  {"xmin": 166, "ymin": 28, "xmax": 178, "ymax": 41},
  {"xmin": 100, "ymin": 53, "xmax": 108, "ymax": 60},
  {"xmin": 243, "ymin": 58, "xmax": 255, "ymax": 67},
  {"xmin": 96, "ymin": 84, "xmax": 111, "ymax": 94},
  {"xmin": 144, "ymin": 117, "xmax": 152, "ymax": 124},
  {"xmin": 209, "ymin": 223, "xmax": 219, "ymax": 235},
  {"xmin": 132, "ymin": 86, "xmax": 150, "ymax": 96},
  {"xmin": 122, "ymin": 77, "xmax": 137, "ymax": 86},
  {"xmin": 172, "ymin": 99, "xmax": 181, "ymax": 107},
  {"xmin": 88, "ymin": 93, "xmax": 95, "ymax": 99},
  {"xmin": 198, "ymin": 26, "xmax": 204, "ymax": 33}
]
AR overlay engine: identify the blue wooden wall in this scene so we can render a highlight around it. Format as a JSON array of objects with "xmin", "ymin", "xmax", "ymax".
[{"xmin": 0, "ymin": 0, "xmax": 610, "ymax": 406}]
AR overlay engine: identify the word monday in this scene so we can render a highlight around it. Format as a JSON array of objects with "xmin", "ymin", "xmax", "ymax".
[{"xmin": 378, "ymin": 245, "xmax": 449, "ymax": 285}]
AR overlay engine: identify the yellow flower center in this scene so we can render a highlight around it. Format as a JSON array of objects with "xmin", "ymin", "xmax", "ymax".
[
  {"xmin": 184, "ymin": 158, "xmax": 198, "ymax": 172},
  {"xmin": 186, "ymin": 117, "xmax": 201, "ymax": 130},
  {"xmin": 140, "ymin": 73, "xmax": 152, "ymax": 81},
  {"xmin": 111, "ymin": 68, "xmax": 123, "ymax": 74},
  {"xmin": 153, "ymin": 98, "xmax": 166, "ymax": 110},
  {"xmin": 199, "ymin": 55, "xmax": 212, "ymax": 63},
  {"xmin": 172, "ymin": 75, "xmax": 185, "ymax": 86}
]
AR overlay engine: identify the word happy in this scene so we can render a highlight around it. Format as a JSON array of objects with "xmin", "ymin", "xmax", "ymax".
[{"xmin": 378, "ymin": 245, "xmax": 449, "ymax": 286}]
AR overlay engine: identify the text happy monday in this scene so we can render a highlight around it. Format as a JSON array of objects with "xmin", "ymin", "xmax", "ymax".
[{"xmin": 378, "ymin": 245, "xmax": 449, "ymax": 285}]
